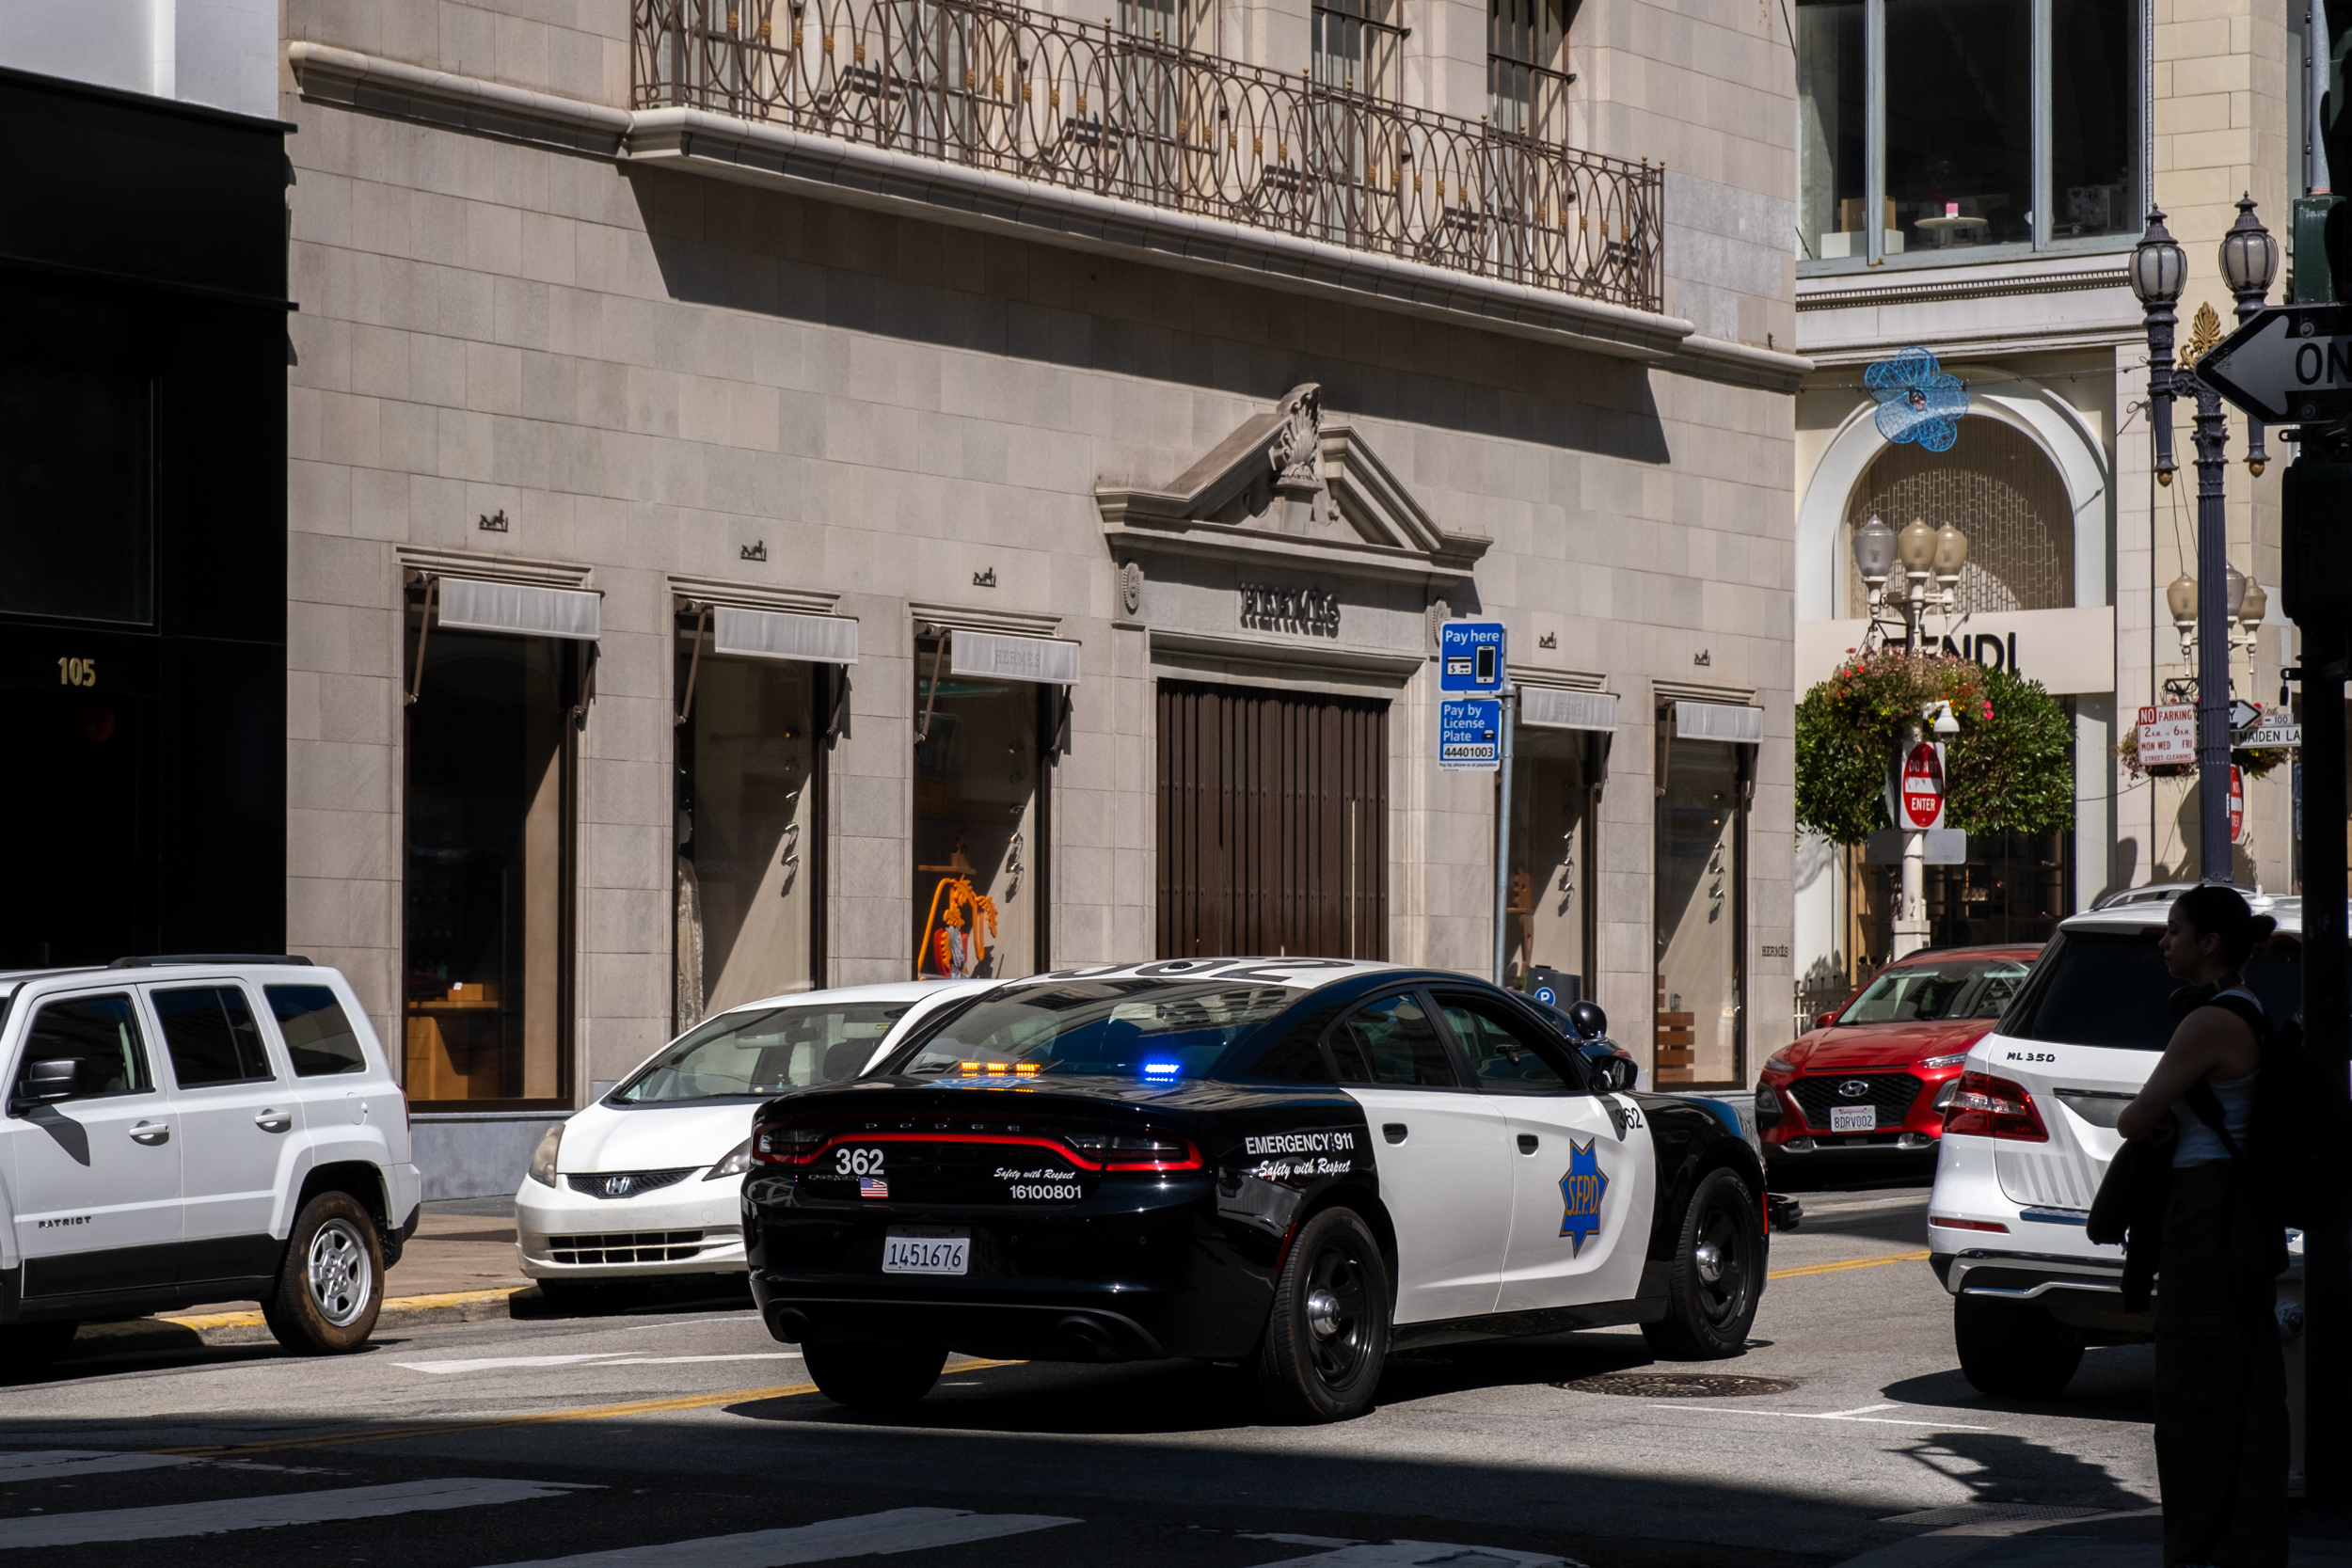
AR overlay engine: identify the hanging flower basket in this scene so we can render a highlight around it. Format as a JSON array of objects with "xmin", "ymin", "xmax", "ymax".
[{"xmin": 1796, "ymin": 648, "xmax": 2075, "ymax": 845}]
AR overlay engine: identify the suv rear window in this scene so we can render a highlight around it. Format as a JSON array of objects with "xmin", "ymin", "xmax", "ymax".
[
  {"xmin": 267, "ymin": 986, "xmax": 369, "ymax": 1076},
  {"xmin": 1999, "ymin": 927, "xmax": 2304, "ymax": 1049}
]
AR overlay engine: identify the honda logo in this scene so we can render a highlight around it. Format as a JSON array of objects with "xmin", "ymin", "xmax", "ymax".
[{"xmin": 1837, "ymin": 1080, "xmax": 1872, "ymax": 1100}]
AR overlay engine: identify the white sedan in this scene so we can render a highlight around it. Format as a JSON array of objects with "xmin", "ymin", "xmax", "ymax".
[{"xmin": 516, "ymin": 980, "xmax": 991, "ymax": 1304}]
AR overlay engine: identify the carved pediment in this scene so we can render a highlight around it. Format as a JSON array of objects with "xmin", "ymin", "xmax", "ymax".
[{"xmin": 1095, "ymin": 384, "xmax": 1490, "ymax": 583}]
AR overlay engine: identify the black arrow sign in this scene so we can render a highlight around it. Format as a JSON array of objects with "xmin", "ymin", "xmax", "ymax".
[{"xmin": 2196, "ymin": 305, "xmax": 2352, "ymax": 424}]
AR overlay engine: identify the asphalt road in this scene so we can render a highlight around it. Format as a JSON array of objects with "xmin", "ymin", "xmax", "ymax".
[{"xmin": 0, "ymin": 1174, "xmax": 2178, "ymax": 1568}]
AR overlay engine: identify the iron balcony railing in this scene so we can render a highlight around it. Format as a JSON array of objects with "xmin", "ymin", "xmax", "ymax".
[{"xmin": 634, "ymin": 0, "xmax": 1663, "ymax": 312}]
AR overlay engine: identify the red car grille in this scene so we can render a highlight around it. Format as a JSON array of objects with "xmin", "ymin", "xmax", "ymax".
[{"xmin": 1788, "ymin": 1072, "xmax": 1926, "ymax": 1129}]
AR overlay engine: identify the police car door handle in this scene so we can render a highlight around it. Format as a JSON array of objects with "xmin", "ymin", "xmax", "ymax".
[
  {"xmin": 254, "ymin": 1109, "xmax": 293, "ymax": 1133},
  {"xmin": 1382, "ymin": 1123, "xmax": 1407, "ymax": 1144},
  {"xmin": 1516, "ymin": 1133, "xmax": 1540, "ymax": 1155},
  {"xmin": 129, "ymin": 1120, "xmax": 169, "ymax": 1145}
]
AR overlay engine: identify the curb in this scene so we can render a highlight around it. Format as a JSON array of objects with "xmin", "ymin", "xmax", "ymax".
[{"xmin": 65, "ymin": 1288, "xmax": 531, "ymax": 1356}]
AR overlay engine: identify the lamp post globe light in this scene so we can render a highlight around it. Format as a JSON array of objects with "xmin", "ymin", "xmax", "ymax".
[{"xmin": 2132, "ymin": 197, "xmax": 2277, "ymax": 882}]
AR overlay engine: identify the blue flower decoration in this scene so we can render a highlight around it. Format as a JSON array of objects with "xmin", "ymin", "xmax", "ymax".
[{"xmin": 1865, "ymin": 346, "xmax": 1969, "ymax": 453}]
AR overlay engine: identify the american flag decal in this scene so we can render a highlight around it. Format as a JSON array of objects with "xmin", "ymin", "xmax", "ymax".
[{"xmin": 859, "ymin": 1176, "xmax": 889, "ymax": 1199}]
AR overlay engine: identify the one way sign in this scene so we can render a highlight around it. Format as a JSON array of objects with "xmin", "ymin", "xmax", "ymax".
[{"xmin": 2197, "ymin": 305, "xmax": 2352, "ymax": 424}]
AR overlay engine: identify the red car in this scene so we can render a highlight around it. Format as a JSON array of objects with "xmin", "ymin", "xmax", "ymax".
[{"xmin": 1756, "ymin": 944, "xmax": 2041, "ymax": 1170}]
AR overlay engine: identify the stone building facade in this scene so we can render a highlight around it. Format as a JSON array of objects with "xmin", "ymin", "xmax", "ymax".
[
  {"xmin": 256, "ymin": 0, "xmax": 1806, "ymax": 1188},
  {"xmin": 1789, "ymin": 0, "xmax": 2302, "ymax": 1008}
]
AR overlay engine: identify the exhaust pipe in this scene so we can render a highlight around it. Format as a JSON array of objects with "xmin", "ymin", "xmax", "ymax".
[
  {"xmin": 767, "ymin": 1307, "xmax": 812, "ymax": 1343},
  {"xmin": 1057, "ymin": 1315, "xmax": 1114, "ymax": 1361}
]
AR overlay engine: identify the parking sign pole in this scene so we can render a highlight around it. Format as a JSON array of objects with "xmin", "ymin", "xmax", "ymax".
[{"xmin": 1494, "ymin": 684, "xmax": 1516, "ymax": 988}]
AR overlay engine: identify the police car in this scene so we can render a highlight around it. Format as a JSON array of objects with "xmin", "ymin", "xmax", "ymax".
[{"xmin": 743, "ymin": 958, "xmax": 1768, "ymax": 1420}]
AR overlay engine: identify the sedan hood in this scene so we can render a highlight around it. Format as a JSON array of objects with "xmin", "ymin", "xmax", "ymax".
[
  {"xmin": 558, "ymin": 1101, "xmax": 762, "ymax": 1174},
  {"xmin": 1784, "ymin": 1020, "xmax": 1994, "ymax": 1070}
]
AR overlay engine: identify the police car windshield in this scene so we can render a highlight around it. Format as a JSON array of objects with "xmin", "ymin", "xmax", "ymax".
[
  {"xmin": 1835, "ymin": 957, "xmax": 2035, "ymax": 1024},
  {"xmin": 2000, "ymin": 926, "xmax": 2304, "ymax": 1049},
  {"xmin": 612, "ymin": 1001, "xmax": 914, "ymax": 1102},
  {"xmin": 890, "ymin": 980, "xmax": 1302, "ymax": 1080}
]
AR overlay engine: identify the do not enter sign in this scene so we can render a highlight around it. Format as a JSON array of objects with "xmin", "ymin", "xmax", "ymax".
[
  {"xmin": 1899, "ymin": 740, "xmax": 1947, "ymax": 831},
  {"xmin": 2230, "ymin": 765, "xmax": 2248, "ymax": 846}
]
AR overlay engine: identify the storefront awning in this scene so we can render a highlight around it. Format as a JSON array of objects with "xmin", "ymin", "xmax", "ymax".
[
  {"xmin": 1673, "ymin": 699, "xmax": 1762, "ymax": 744},
  {"xmin": 1520, "ymin": 688, "xmax": 1616, "ymax": 733},
  {"xmin": 438, "ymin": 578, "xmax": 601, "ymax": 641},
  {"xmin": 712, "ymin": 605, "xmax": 857, "ymax": 664},
  {"xmin": 950, "ymin": 629, "xmax": 1081, "ymax": 686}
]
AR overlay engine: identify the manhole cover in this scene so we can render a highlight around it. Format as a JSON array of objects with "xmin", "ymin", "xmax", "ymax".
[{"xmin": 1555, "ymin": 1371, "xmax": 1798, "ymax": 1398}]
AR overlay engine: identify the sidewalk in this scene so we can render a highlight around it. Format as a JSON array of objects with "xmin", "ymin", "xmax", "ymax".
[{"xmin": 1833, "ymin": 1507, "xmax": 2352, "ymax": 1568}]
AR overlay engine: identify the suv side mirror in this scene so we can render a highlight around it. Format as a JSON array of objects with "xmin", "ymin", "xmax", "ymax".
[
  {"xmin": 15, "ymin": 1056, "xmax": 86, "ymax": 1109},
  {"xmin": 1817, "ymin": 1012, "xmax": 1840, "ymax": 1030}
]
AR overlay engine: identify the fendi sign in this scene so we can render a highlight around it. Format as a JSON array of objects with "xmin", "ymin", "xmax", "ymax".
[{"xmin": 1240, "ymin": 583, "xmax": 1341, "ymax": 637}]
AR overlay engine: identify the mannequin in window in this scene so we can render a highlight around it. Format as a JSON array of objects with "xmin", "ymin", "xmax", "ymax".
[{"xmin": 1506, "ymin": 863, "xmax": 1535, "ymax": 986}]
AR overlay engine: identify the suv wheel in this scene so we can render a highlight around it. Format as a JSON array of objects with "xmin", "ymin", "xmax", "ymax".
[
  {"xmin": 802, "ymin": 1342, "xmax": 948, "ymax": 1409},
  {"xmin": 1954, "ymin": 1292, "xmax": 2081, "ymax": 1397},
  {"xmin": 1250, "ymin": 1207, "xmax": 1391, "ymax": 1422},
  {"xmin": 1643, "ymin": 1166, "xmax": 1764, "ymax": 1359},
  {"xmin": 264, "ymin": 1191, "xmax": 385, "ymax": 1354},
  {"xmin": 0, "ymin": 1321, "xmax": 78, "ymax": 1376}
]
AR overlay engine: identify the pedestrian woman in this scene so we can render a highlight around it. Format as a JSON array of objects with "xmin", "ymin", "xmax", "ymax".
[{"xmin": 2116, "ymin": 883, "xmax": 2288, "ymax": 1568}]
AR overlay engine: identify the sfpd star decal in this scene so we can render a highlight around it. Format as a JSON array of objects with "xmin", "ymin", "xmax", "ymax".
[{"xmin": 1558, "ymin": 1138, "xmax": 1608, "ymax": 1253}]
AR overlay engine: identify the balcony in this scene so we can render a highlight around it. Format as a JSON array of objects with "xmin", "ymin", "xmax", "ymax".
[{"xmin": 632, "ymin": 0, "xmax": 1663, "ymax": 313}]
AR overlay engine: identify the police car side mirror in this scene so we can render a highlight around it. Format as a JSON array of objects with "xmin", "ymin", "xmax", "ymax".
[
  {"xmin": 1602, "ymin": 1057, "xmax": 1637, "ymax": 1093},
  {"xmin": 12, "ymin": 1056, "xmax": 86, "ymax": 1112}
]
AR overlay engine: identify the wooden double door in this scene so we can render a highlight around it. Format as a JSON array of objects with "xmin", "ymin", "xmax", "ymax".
[{"xmin": 1156, "ymin": 679, "xmax": 1388, "ymax": 959}]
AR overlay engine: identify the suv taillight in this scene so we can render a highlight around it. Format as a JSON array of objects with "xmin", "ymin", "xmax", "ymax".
[
  {"xmin": 1941, "ymin": 1070, "xmax": 2048, "ymax": 1142},
  {"xmin": 753, "ymin": 1124, "xmax": 830, "ymax": 1164}
]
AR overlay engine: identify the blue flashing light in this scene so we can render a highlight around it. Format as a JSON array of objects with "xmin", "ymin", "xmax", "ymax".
[{"xmin": 1141, "ymin": 1062, "xmax": 1182, "ymax": 1076}]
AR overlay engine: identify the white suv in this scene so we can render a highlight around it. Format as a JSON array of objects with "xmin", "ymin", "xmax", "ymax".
[
  {"xmin": 0, "ymin": 957, "xmax": 420, "ymax": 1368},
  {"xmin": 1928, "ymin": 887, "xmax": 2306, "ymax": 1396}
]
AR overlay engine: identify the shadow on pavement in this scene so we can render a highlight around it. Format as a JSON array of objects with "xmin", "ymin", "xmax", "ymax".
[{"xmin": 1881, "ymin": 1342, "xmax": 2156, "ymax": 1428}]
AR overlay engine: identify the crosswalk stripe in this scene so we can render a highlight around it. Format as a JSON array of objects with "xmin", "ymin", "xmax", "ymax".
[
  {"xmin": 0, "ymin": 1450, "xmax": 199, "ymax": 1481},
  {"xmin": 1251, "ymin": 1543, "xmax": 1579, "ymax": 1568},
  {"xmin": 0, "ymin": 1478, "xmax": 593, "ymax": 1549},
  {"xmin": 469, "ymin": 1507, "xmax": 1082, "ymax": 1567}
]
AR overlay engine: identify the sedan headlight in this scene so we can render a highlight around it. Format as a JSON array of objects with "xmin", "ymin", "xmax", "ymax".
[
  {"xmin": 528, "ymin": 1123, "xmax": 564, "ymax": 1187},
  {"xmin": 706, "ymin": 1136, "xmax": 754, "ymax": 1180},
  {"xmin": 1921, "ymin": 1051, "xmax": 1971, "ymax": 1070}
]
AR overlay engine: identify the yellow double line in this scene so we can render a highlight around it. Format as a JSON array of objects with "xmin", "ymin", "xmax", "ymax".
[{"xmin": 1769, "ymin": 1247, "xmax": 1931, "ymax": 1281}]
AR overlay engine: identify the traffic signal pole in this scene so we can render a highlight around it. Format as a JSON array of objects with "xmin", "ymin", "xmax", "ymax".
[{"xmin": 2287, "ymin": 452, "xmax": 2351, "ymax": 1513}]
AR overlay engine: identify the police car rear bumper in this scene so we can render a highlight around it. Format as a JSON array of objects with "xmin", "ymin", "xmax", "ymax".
[{"xmin": 755, "ymin": 1288, "xmax": 1182, "ymax": 1362}]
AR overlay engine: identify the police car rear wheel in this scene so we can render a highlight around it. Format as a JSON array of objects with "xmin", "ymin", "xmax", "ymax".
[
  {"xmin": 1252, "ymin": 1207, "xmax": 1391, "ymax": 1422},
  {"xmin": 802, "ymin": 1341, "xmax": 948, "ymax": 1409},
  {"xmin": 1642, "ymin": 1167, "xmax": 1761, "ymax": 1359}
]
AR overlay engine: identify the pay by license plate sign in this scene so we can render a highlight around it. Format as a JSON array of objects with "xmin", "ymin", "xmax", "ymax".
[
  {"xmin": 882, "ymin": 1226, "xmax": 969, "ymax": 1275},
  {"xmin": 1829, "ymin": 1105, "xmax": 1877, "ymax": 1133}
]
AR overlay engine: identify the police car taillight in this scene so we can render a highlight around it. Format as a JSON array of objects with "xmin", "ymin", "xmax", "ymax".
[
  {"xmin": 1066, "ymin": 1130, "xmax": 1202, "ymax": 1171},
  {"xmin": 753, "ymin": 1124, "xmax": 830, "ymax": 1164},
  {"xmin": 1940, "ymin": 1070, "xmax": 2047, "ymax": 1142}
]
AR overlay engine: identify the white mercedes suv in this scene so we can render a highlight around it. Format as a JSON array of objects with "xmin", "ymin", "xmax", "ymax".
[{"xmin": 1928, "ymin": 886, "xmax": 2309, "ymax": 1398}]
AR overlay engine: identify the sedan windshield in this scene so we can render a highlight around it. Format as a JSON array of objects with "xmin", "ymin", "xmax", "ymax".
[
  {"xmin": 612, "ymin": 1001, "xmax": 915, "ymax": 1103},
  {"xmin": 1836, "ymin": 958, "xmax": 2035, "ymax": 1024},
  {"xmin": 886, "ymin": 979, "xmax": 1302, "ymax": 1080}
]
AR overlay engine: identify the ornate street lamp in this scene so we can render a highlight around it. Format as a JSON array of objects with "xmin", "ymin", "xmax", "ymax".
[{"xmin": 2132, "ymin": 198, "xmax": 2278, "ymax": 881}]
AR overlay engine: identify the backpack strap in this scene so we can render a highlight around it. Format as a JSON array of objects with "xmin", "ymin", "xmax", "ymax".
[{"xmin": 2182, "ymin": 1076, "xmax": 2250, "ymax": 1168}]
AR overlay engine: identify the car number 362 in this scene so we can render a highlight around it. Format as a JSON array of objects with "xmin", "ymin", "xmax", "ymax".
[{"xmin": 834, "ymin": 1147, "xmax": 885, "ymax": 1176}]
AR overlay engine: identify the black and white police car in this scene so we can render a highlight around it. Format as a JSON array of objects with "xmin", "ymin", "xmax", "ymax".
[{"xmin": 743, "ymin": 958, "xmax": 1768, "ymax": 1420}]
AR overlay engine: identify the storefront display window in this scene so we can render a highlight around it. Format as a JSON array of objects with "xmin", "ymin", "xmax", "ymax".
[
  {"xmin": 912, "ymin": 633, "xmax": 1045, "ymax": 979},
  {"xmin": 404, "ymin": 629, "xmax": 577, "ymax": 1105},
  {"xmin": 1798, "ymin": 0, "xmax": 2141, "ymax": 268},
  {"xmin": 675, "ymin": 632, "xmax": 821, "ymax": 1031},
  {"xmin": 1655, "ymin": 734, "xmax": 1747, "ymax": 1086},
  {"xmin": 1503, "ymin": 728, "xmax": 1599, "ymax": 1000}
]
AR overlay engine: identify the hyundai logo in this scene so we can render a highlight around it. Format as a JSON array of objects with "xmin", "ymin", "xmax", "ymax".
[{"xmin": 1837, "ymin": 1080, "xmax": 1872, "ymax": 1100}]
